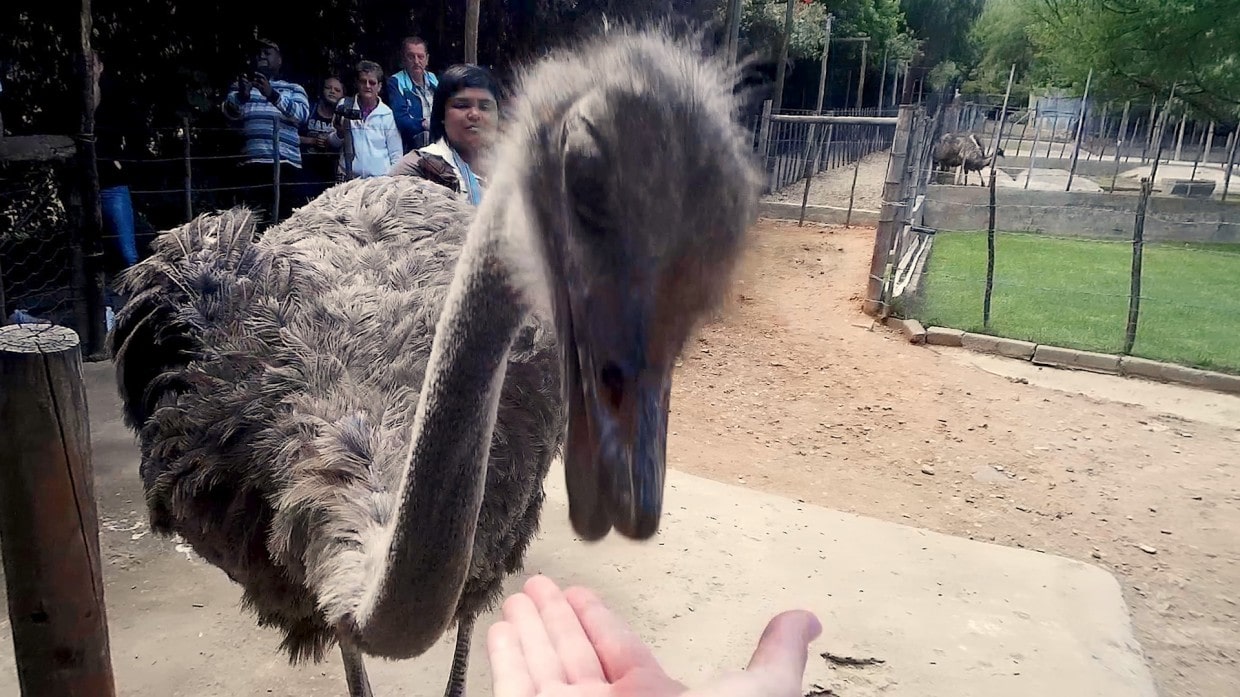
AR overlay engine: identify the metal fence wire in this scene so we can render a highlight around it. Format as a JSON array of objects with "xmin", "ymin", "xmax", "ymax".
[
  {"xmin": 0, "ymin": 161, "xmax": 83, "ymax": 328},
  {"xmin": 877, "ymin": 103, "xmax": 1240, "ymax": 377}
]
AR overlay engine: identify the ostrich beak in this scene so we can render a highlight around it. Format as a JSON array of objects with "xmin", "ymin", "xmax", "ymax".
[{"xmin": 561, "ymin": 297, "xmax": 672, "ymax": 542}]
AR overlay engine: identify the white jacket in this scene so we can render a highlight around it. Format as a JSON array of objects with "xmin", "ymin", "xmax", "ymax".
[{"xmin": 329, "ymin": 98, "xmax": 403, "ymax": 179}]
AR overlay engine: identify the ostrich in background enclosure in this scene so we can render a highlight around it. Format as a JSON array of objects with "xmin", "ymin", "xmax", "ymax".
[
  {"xmin": 107, "ymin": 25, "xmax": 760, "ymax": 697},
  {"xmin": 933, "ymin": 132, "xmax": 1005, "ymax": 186}
]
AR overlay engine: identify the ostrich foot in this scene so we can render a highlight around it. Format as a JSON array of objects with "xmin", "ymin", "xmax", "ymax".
[
  {"xmin": 443, "ymin": 615, "xmax": 476, "ymax": 697},
  {"xmin": 342, "ymin": 642, "xmax": 374, "ymax": 697}
]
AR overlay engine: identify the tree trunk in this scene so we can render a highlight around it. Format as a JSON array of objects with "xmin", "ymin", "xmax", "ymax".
[{"xmin": 465, "ymin": 0, "xmax": 480, "ymax": 64}]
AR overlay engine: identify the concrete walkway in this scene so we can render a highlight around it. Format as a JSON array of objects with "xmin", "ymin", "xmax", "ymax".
[{"xmin": 0, "ymin": 363, "xmax": 1158, "ymax": 696}]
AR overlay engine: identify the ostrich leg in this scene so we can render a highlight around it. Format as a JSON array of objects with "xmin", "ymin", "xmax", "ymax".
[
  {"xmin": 341, "ymin": 643, "xmax": 375, "ymax": 697},
  {"xmin": 443, "ymin": 616, "xmax": 477, "ymax": 697}
]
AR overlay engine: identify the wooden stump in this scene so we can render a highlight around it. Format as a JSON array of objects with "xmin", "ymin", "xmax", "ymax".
[{"xmin": 0, "ymin": 323, "xmax": 117, "ymax": 697}]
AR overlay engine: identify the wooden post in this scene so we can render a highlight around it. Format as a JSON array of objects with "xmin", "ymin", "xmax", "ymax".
[
  {"xmin": 813, "ymin": 14, "xmax": 834, "ymax": 115},
  {"xmin": 798, "ymin": 124, "xmax": 831, "ymax": 227},
  {"xmin": 74, "ymin": 0, "xmax": 107, "ymax": 358},
  {"xmin": 1065, "ymin": 68, "xmax": 1093, "ymax": 191},
  {"xmin": 846, "ymin": 141, "xmax": 862, "ymax": 227},
  {"xmin": 0, "ymin": 323, "xmax": 117, "ymax": 697},
  {"xmin": 877, "ymin": 49, "xmax": 887, "ymax": 114},
  {"xmin": 1222, "ymin": 127, "xmax": 1238, "ymax": 201},
  {"xmin": 1026, "ymin": 105, "xmax": 1036, "ymax": 189},
  {"xmin": 182, "ymin": 116, "xmax": 193, "ymax": 222},
  {"xmin": 757, "ymin": 99, "xmax": 773, "ymax": 191},
  {"xmin": 1173, "ymin": 112, "xmax": 1186, "ymax": 161},
  {"xmin": 1202, "ymin": 121, "xmax": 1215, "ymax": 164},
  {"xmin": 988, "ymin": 64, "xmax": 1016, "ymax": 177},
  {"xmin": 724, "ymin": 0, "xmax": 744, "ymax": 70},
  {"xmin": 270, "ymin": 119, "xmax": 281, "ymax": 222},
  {"xmin": 983, "ymin": 157, "xmax": 999, "ymax": 328},
  {"xmin": 1123, "ymin": 178, "xmax": 1151, "ymax": 355},
  {"xmin": 1111, "ymin": 101, "xmax": 1131, "ymax": 190},
  {"xmin": 855, "ymin": 38, "xmax": 868, "ymax": 110},
  {"xmin": 464, "ymin": 0, "xmax": 480, "ymax": 64},
  {"xmin": 864, "ymin": 105, "xmax": 914, "ymax": 316},
  {"xmin": 771, "ymin": 0, "xmax": 797, "ymax": 112}
]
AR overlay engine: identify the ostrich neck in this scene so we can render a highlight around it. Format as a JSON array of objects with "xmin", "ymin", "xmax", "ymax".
[{"xmin": 352, "ymin": 178, "xmax": 529, "ymax": 659}]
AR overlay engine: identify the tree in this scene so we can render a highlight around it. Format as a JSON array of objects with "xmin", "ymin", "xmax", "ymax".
[
  {"xmin": 963, "ymin": 0, "xmax": 1038, "ymax": 101},
  {"xmin": 1006, "ymin": 0, "xmax": 1239, "ymax": 120}
]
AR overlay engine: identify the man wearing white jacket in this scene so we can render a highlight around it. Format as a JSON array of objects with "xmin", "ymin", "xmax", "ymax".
[{"xmin": 330, "ymin": 60, "xmax": 403, "ymax": 180}]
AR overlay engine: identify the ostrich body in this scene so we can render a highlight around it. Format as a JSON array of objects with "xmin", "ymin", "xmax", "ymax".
[
  {"xmin": 932, "ymin": 132, "xmax": 1004, "ymax": 186},
  {"xmin": 107, "ymin": 26, "xmax": 759, "ymax": 697}
]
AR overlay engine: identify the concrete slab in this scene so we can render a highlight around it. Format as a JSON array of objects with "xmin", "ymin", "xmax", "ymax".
[
  {"xmin": 0, "ymin": 363, "xmax": 1158, "ymax": 697},
  {"xmin": 960, "ymin": 332, "xmax": 1037, "ymax": 360},
  {"xmin": 926, "ymin": 326, "xmax": 965, "ymax": 347},
  {"xmin": 885, "ymin": 317, "xmax": 926, "ymax": 344},
  {"xmin": 1031, "ymin": 345, "xmax": 1121, "ymax": 374}
]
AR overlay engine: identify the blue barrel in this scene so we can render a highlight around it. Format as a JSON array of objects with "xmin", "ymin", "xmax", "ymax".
[{"xmin": 100, "ymin": 185, "xmax": 138, "ymax": 266}]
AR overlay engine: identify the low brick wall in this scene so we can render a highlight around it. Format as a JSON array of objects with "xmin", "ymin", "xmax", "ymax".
[{"xmin": 920, "ymin": 185, "xmax": 1240, "ymax": 244}]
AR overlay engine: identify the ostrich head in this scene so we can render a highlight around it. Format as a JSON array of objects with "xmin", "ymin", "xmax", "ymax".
[{"xmin": 494, "ymin": 26, "xmax": 761, "ymax": 541}]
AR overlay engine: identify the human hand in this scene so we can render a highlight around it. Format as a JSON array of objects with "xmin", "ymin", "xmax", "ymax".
[
  {"xmin": 487, "ymin": 575, "xmax": 821, "ymax": 697},
  {"xmin": 236, "ymin": 75, "xmax": 253, "ymax": 102},
  {"xmin": 254, "ymin": 73, "xmax": 275, "ymax": 100}
]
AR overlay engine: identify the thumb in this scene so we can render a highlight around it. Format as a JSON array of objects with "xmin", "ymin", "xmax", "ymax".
[{"xmin": 744, "ymin": 610, "xmax": 822, "ymax": 688}]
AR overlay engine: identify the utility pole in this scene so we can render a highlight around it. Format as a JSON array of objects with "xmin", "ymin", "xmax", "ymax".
[
  {"xmin": 464, "ymin": 0, "xmax": 479, "ymax": 63},
  {"xmin": 831, "ymin": 36, "xmax": 871, "ymax": 110},
  {"xmin": 813, "ymin": 13, "xmax": 834, "ymax": 113},
  {"xmin": 771, "ymin": 0, "xmax": 796, "ymax": 112},
  {"xmin": 724, "ymin": 0, "xmax": 744, "ymax": 69},
  {"xmin": 856, "ymin": 37, "xmax": 868, "ymax": 109}
]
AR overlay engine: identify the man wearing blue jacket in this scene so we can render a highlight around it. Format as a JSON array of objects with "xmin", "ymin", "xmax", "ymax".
[{"xmin": 385, "ymin": 36, "xmax": 439, "ymax": 153}]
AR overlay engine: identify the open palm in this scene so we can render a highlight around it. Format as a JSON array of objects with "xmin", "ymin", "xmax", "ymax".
[{"xmin": 487, "ymin": 575, "xmax": 821, "ymax": 697}]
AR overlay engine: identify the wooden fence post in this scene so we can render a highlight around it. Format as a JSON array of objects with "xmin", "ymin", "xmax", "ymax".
[
  {"xmin": 864, "ymin": 105, "xmax": 914, "ymax": 316},
  {"xmin": 182, "ymin": 116, "xmax": 193, "ymax": 223},
  {"xmin": 0, "ymin": 323, "xmax": 117, "ymax": 697},
  {"xmin": 1123, "ymin": 179, "xmax": 1152, "ymax": 355},
  {"xmin": 270, "ymin": 119, "xmax": 282, "ymax": 223}
]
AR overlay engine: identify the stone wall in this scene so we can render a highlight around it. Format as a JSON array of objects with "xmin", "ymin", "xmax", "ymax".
[{"xmin": 919, "ymin": 184, "xmax": 1240, "ymax": 243}]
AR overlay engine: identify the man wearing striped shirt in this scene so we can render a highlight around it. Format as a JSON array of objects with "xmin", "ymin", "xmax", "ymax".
[{"xmin": 221, "ymin": 39, "xmax": 310, "ymax": 221}]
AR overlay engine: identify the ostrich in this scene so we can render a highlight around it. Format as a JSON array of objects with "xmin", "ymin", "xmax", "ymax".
[
  {"xmin": 107, "ymin": 25, "xmax": 759, "ymax": 697},
  {"xmin": 932, "ymin": 132, "xmax": 1005, "ymax": 186}
]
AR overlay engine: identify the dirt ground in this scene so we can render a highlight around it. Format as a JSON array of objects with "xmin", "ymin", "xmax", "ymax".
[
  {"xmin": 763, "ymin": 150, "xmax": 891, "ymax": 211},
  {"xmin": 666, "ymin": 218, "xmax": 1239, "ymax": 697}
]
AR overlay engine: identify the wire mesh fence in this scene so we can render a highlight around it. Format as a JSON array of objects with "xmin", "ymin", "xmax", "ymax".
[
  {"xmin": 882, "ymin": 128, "xmax": 1240, "ymax": 376},
  {"xmin": 0, "ymin": 161, "xmax": 83, "ymax": 328},
  {"xmin": 752, "ymin": 105, "xmax": 898, "ymax": 197}
]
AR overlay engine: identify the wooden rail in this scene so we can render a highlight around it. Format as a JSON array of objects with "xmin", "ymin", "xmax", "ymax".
[{"xmin": 769, "ymin": 115, "xmax": 899, "ymax": 126}]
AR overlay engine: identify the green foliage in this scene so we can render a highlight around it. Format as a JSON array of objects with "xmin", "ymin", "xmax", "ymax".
[
  {"xmin": 967, "ymin": 0, "xmax": 1240, "ymax": 121},
  {"xmin": 736, "ymin": 0, "xmax": 917, "ymax": 63},
  {"xmin": 899, "ymin": 0, "xmax": 987, "ymax": 66},
  {"xmin": 964, "ymin": 0, "xmax": 1037, "ymax": 96}
]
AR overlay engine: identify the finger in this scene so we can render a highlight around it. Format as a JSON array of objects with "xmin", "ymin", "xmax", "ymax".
[
  {"xmin": 743, "ymin": 610, "xmax": 822, "ymax": 692},
  {"xmin": 488, "ymin": 621, "xmax": 536, "ymax": 697},
  {"xmin": 503, "ymin": 590, "xmax": 567, "ymax": 689},
  {"xmin": 565, "ymin": 586, "xmax": 662, "ymax": 683},
  {"xmin": 524, "ymin": 575, "xmax": 606, "ymax": 684}
]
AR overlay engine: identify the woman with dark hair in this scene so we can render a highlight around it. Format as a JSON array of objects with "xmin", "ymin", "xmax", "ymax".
[{"xmin": 389, "ymin": 63, "xmax": 501, "ymax": 205}]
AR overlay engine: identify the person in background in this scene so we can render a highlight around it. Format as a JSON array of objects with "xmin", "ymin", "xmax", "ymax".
[
  {"xmin": 298, "ymin": 76, "xmax": 345, "ymax": 200},
  {"xmin": 91, "ymin": 49, "xmax": 140, "ymax": 270},
  {"xmin": 389, "ymin": 64, "xmax": 500, "ymax": 206},
  {"xmin": 329, "ymin": 60, "xmax": 402, "ymax": 180},
  {"xmin": 220, "ymin": 38, "xmax": 310, "ymax": 220},
  {"xmin": 385, "ymin": 36, "xmax": 438, "ymax": 153}
]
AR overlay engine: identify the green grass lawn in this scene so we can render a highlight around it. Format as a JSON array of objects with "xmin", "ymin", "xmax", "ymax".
[{"xmin": 913, "ymin": 231, "xmax": 1240, "ymax": 375}]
